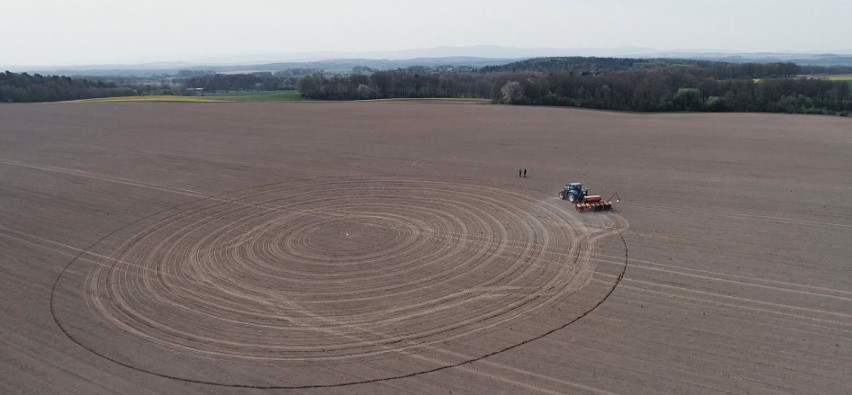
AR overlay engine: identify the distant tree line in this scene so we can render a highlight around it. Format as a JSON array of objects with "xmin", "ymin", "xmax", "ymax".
[
  {"xmin": 81, "ymin": 75, "xmax": 178, "ymax": 96},
  {"xmin": 183, "ymin": 72, "xmax": 303, "ymax": 92},
  {"xmin": 297, "ymin": 58, "xmax": 851, "ymax": 116},
  {"xmin": 479, "ymin": 57, "xmax": 810, "ymax": 79},
  {"xmin": 494, "ymin": 68, "xmax": 850, "ymax": 114},
  {"xmin": 297, "ymin": 71, "xmax": 493, "ymax": 100},
  {"xmin": 4, "ymin": 57, "xmax": 851, "ymax": 115},
  {"xmin": 0, "ymin": 71, "xmax": 137, "ymax": 103}
]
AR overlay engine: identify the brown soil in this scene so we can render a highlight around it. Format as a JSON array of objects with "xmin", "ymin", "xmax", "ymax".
[{"xmin": 1, "ymin": 101, "xmax": 850, "ymax": 393}]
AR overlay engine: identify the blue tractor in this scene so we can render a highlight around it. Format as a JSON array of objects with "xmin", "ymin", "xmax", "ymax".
[
  {"xmin": 559, "ymin": 182, "xmax": 618, "ymax": 211},
  {"xmin": 558, "ymin": 182, "xmax": 589, "ymax": 203}
]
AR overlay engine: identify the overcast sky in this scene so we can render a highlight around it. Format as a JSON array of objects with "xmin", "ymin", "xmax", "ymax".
[{"xmin": 3, "ymin": 0, "xmax": 850, "ymax": 66}]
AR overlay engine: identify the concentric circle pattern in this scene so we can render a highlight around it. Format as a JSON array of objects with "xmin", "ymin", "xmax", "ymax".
[{"xmin": 55, "ymin": 179, "xmax": 625, "ymax": 384}]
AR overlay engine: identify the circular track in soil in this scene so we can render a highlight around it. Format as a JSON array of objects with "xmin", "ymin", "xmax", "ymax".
[{"xmin": 52, "ymin": 179, "xmax": 627, "ymax": 388}]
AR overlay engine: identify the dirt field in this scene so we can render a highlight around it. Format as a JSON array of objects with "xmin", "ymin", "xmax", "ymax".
[{"xmin": 1, "ymin": 101, "xmax": 850, "ymax": 394}]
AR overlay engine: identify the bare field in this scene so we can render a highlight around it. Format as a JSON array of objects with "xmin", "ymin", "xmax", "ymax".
[{"xmin": 1, "ymin": 102, "xmax": 850, "ymax": 394}]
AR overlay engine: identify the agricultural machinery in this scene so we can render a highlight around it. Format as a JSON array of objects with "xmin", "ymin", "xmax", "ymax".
[{"xmin": 558, "ymin": 182, "xmax": 620, "ymax": 212}]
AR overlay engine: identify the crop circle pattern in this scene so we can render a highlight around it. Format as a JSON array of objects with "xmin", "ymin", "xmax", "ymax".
[{"xmin": 54, "ymin": 179, "xmax": 623, "ymax": 385}]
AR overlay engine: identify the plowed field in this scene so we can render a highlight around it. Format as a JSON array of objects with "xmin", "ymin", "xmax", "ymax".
[{"xmin": 1, "ymin": 102, "xmax": 849, "ymax": 393}]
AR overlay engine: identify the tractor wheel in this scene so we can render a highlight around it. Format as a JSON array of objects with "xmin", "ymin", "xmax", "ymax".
[
  {"xmin": 568, "ymin": 194, "xmax": 576, "ymax": 203},
  {"xmin": 558, "ymin": 191, "xmax": 565, "ymax": 199}
]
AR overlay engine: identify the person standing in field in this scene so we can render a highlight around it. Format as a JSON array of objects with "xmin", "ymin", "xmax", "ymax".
[
  {"xmin": 523, "ymin": 168, "xmax": 527, "ymax": 178},
  {"xmin": 519, "ymin": 168, "xmax": 522, "ymax": 177}
]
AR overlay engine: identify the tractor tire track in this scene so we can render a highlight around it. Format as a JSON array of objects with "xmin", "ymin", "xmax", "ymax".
[{"xmin": 51, "ymin": 178, "xmax": 629, "ymax": 388}]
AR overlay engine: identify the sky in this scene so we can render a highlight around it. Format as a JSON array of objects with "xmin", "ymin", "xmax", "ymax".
[{"xmin": 2, "ymin": 0, "xmax": 850, "ymax": 66}]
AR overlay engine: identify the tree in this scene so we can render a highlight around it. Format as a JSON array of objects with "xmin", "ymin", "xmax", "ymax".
[
  {"xmin": 673, "ymin": 88, "xmax": 704, "ymax": 111},
  {"xmin": 501, "ymin": 81, "xmax": 524, "ymax": 104},
  {"xmin": 297, "ymin": 74, "xmax": 324, "ymax": 98},
  {"xmin": 356, "ymin": 84, "xmax": 372, "ymax": 100}
]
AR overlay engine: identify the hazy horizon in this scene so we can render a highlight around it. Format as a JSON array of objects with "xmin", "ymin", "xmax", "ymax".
[{"xmin": 3, "ymin": 0, "xmax": 850, "ymax": 67}]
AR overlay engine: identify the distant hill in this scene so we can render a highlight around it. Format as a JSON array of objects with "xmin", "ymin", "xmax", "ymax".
[
  {"xmin": 642, "ymin": 52, "xmax": 852, "ymax": 67},
  {"xmin": 18, "ymin": 57, "xmax": 513, "ymax": 77},
  {"xmin": 5, "ymin": 45, "xmax": 852, "ymax": 77}
]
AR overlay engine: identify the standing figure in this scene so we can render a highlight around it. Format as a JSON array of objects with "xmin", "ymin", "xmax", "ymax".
[
  {"xmin": 519, "ymin": 168, "xmax": 522, "ymax": 177},
  {"xmin": 523, "ymin": 168, "xmax": 527, "ymax": 178}
]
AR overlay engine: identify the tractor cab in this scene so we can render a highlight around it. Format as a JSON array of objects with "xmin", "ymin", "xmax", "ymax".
[{"xmin": 559, "ymin": 182, "xmax": 590, "ymax": 202}]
